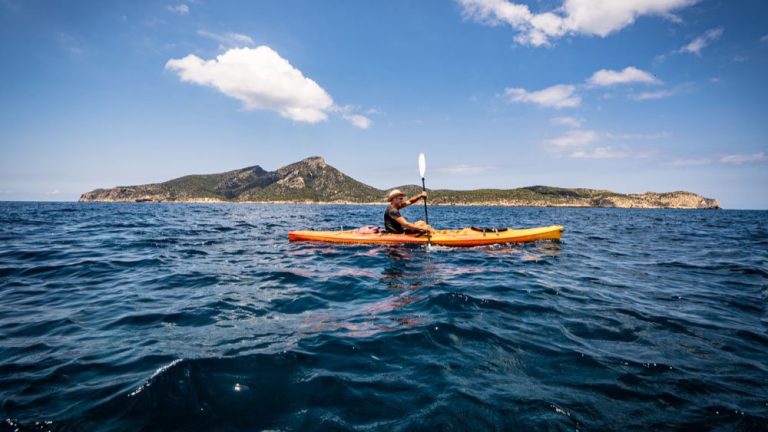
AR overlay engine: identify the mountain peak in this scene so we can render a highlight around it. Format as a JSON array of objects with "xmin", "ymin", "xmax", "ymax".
[{"xmin": 300, "ymin": 156, "xmax": 326, "ymax": 167}]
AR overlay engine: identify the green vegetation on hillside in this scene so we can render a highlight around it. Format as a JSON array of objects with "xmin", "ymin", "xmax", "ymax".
[{"xmin": 79, "ymin": 157, "xmax": 719, "ymax": 208}]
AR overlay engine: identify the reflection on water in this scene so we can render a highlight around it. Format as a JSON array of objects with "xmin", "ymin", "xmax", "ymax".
[
  {"xmin": 298, "ymin": 241, "xmax": 564, "ymax": 338},
  {"xmin": 301, "ymin": 245, "xmax": 436, "ymax": 338}
]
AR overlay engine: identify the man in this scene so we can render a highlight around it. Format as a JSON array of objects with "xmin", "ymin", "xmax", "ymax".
[{"xmin": 384, "ymin": 189, "xmax": 436, "ymax": 234}]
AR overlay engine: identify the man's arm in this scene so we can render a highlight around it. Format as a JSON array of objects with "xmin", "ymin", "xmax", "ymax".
[
  {"xmin": 394, "ymin": 216, "xmax": 429, "ymax": 233},
  {"xmin": 403, "ymin": 191, "xmax": 427, "ymax": 207}
]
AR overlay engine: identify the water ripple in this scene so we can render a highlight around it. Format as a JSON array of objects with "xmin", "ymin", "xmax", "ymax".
[{"xmin": 1, "ymin": 203, "xmax": 766, "ymax": 430}]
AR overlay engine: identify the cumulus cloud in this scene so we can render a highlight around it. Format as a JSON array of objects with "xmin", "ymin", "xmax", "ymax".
[
  {"xmin": 504, "ymin": 84, "xmax": 580, "ymax": 108},
  {"xmin": 168, "ymin": 4, "xmax": 189, "ymax": 15},
  {"xmin": 587, "ymin": 66, "xmax": 661, "ymax": 86},
  {"xmin": 166, "ymin": 46, "xmax": 371, "ymax": 128},
  {"xmin": 197, "ymin": 30, "xmax": 255, "ymax": 49},
  {"xmin": 458, "ymin": 0, "xmax": 696, "ymax": 46},
  {"xmin": 679, "ymin": 27, "xmax": 723, "ymax": 55},
  {"xmin": 719, "ymin": 152, "xmax": 767, "ymax": 164}
]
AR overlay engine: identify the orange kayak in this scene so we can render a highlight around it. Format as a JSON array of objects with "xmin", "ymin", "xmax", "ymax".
[{"xmin": 288, "ymin": 225, "xmax": 563, "ymax": 247}]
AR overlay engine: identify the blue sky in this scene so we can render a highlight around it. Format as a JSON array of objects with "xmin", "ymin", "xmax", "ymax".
[{"xmin": 1, "ymin": 0, "xmax": 766, "ymax": 208}]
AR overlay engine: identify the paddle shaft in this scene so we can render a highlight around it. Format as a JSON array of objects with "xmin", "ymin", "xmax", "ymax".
[{"xmin": 421, "ymin": 177, "xmax": 429, "ymax": 225}]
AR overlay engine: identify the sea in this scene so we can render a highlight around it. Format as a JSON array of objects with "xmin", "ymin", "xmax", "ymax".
[{"xmin": 1, "ymin": 202, "xmax": 766, "ymax": 431}]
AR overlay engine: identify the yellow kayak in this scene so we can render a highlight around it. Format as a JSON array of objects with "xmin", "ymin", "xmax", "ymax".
[{"xmin": 288, "ymin": 225, "xmax": 563, "ymax": 247}]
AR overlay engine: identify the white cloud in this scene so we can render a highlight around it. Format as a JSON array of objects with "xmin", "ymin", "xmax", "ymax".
[
  {"xmin": 334, "ymin": 105, "xmax": 373, "ymax": 129},
  {"xmin": 168, "ymin": 4, "xmax": 189, "ymax": 15},
  {"xmin": 719, "ymin": 152, "xmax": 767, "ymax": 164},
  {"xmin": 458, "ymin": 0, "xmax": 696, "ymax": 46},
  {"xmin": 570, "ymin": 147, "xmax": 627, "ymax": 159},
  {"xmin": 560, "ymin": 0, "xmax": 696, "ymax": 36},
  {"xmin": 630, "ymin": 82, "xmax": 694, "ymax": 101},
  {"xmin": 166, "ymin": 46, "xmax": 370, "ymax": 128},
  {"xmin": 342, "ymin": 114, "xmax": 372, "ymax": 129},
  {"xmin": 438, "ymin": 164, "xmax": 497, "ymax": 175},
  {"xmin": 679, "ymin": 27, "xmax": 723, "ymax": 55},
  {"xmin": 505, "ymin": 84, "xmax": 580, "ymax": 108},
  {"xmin": 544, "ymin": 129, "xmax": 598, "ymax": 147},
  {"xmin": 631, "ymin": 89, "xmax": 675, "ymax": 100},
  {"xmin": 732, "ymin": 54, "xmax": 748, "ymax": 63},
  {"xmin": 551, "ymin": 116, "xmax": 583, "ymax": 127},
  {"xmin": 669, "ymin": 158, "xmax": 711, "ymax": 166},
  {"xmin": 502, "ymin": 67, "xmax": 672, "ymax": 111},
  {"xmin": 761, "ymin": 34, "xmax": 768, "ymax": 44},
  {"xmin": 587, "ymin": 66, "xmax": 661, "ymax": 86},
  {"xmin": 543, "ymin": 128, "xmax": 665, "ymax": 159},
  {"xmin": 197, "ymin": 30, "xmax": 255, "ymax": 49},
  {"xmin": 606, "ymin": 132, "xmax": 670, "ymax": 140}
]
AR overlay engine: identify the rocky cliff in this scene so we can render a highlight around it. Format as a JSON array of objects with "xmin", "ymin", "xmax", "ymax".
[{"xmin": 79, "ymin": 157, "xmax": 720, "ymax": 209}]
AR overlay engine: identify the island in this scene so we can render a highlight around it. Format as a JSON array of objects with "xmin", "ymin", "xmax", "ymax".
[{"xmin": 79, "ymin": 157, "xmax": 720, "ymax": 209}]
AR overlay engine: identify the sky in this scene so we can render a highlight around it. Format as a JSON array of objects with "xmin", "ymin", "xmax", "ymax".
[{"xmin": 1, "ymin": 0, "xmax": 766, "ymax": 209}]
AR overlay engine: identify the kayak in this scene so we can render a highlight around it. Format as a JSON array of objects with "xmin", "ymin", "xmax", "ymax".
[{"xmin": 288, "ymin": 225, "xmax": 563, "ymax": 247}]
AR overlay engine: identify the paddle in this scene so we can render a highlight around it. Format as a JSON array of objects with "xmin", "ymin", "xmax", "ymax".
[{"xmin": 418, "ymin": 153, "xmax": 429, "ymax": 225}]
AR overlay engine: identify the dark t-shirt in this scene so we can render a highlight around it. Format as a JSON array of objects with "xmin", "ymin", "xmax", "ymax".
[{"xmin": 384, "ymin": 204, "xmax": 405, "ymax": 233}]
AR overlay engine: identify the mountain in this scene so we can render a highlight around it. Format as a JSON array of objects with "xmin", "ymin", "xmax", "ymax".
[
  {"xmin": 79, "ymin": 157, "xmax": 720, "ymax": 209},
  {"xmin": 79, "ymin": 157, "xmax": 378, "ymax": 203}
]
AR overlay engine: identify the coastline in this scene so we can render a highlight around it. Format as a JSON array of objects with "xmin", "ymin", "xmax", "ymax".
[
  {"xmin": 77, "ymin": 157, "xmax": 721, "ymax": 209},
  {"xmin": 76, "ymin": 198, "xmax": 721, "ymax": 209}
]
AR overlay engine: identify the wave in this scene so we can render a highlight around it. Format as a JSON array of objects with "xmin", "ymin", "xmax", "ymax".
[{"xmin": 1, "ymin": 203, "xmax": 766, "ymax": 430}]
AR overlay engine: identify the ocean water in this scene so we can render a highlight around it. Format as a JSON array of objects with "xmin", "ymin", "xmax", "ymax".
[{"xmin": 1, "ymin": 202, "xmax": 766, "ymax": 431}]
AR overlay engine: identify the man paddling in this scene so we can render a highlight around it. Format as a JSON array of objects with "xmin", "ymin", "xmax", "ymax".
[{"xmin": 384, "ymin": 189, "xmax": 435, "ymax": 234}]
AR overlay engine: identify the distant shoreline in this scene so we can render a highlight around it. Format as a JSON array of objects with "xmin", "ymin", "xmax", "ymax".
[
  {"xmin": 6, "ymin": 201, "xmax": 765, "ymax": 209},
  {"xmin": 73, "ymin": 199, "xmax": 722, "ymax": 209},
  {"xmin": 77, "ymin": 157, "xmax": 721, "ymax": 209}
]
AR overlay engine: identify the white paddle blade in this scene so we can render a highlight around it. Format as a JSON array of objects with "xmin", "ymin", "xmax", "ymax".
[{"xmin": 418, "ymin": 153, "xmax": 426, "ymax": 178}]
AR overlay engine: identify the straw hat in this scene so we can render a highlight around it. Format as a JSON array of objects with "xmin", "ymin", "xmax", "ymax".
[{"xmin": 387, "ymin": 189, "xmax": 405, "ymax": 201}]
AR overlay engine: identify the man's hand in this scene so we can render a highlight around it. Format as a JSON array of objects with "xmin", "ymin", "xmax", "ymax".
[{"xmin": 419, "ymin": 191, "xmax": 427, "ymax": 200}]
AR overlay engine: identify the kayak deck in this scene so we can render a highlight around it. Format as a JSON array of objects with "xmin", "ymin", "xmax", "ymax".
[{"xmin": 288, "ymin": 225, "xmax": 563, "ymax": 247}]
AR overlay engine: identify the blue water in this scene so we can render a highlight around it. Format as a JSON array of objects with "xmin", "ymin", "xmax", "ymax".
[{"xmin": 1, "ymin": 202, "xmax": 766, "ymax": 431}]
